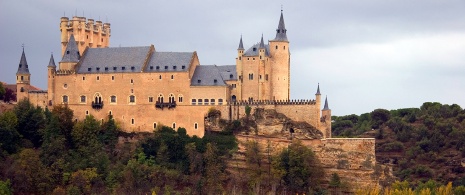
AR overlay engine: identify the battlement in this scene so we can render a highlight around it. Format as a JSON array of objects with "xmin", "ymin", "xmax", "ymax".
[
  {"xmin": 230, "ymin": 99, "xmax": 316, "ymax": 106},
  {"xmin": 56, "ymin": 69, "xmax": 75, "ymax": 75},
  {"xmin": 60, "ymin": 16, "xmax": 111, "ymax": 56}
]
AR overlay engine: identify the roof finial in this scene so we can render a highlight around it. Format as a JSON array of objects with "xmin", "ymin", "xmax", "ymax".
[
  {"xmin": 316, "ymin": 83, "xmax": 321, "ymax": 95},
  {"xmin": 323, "ymin": 96, "xmax": 330, "ymax": 110},
  {"xmin": 281, "ymin": 4, "xmax": 283, "ymax": 12},
  {"xmin": 21, "ymin": 43, "xmax": 24, "ymax": 50}
]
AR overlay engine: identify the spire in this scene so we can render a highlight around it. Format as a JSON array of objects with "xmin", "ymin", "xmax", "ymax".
[
  {"xmin": 48, "ymin": 53, "xmax": 56, "ymax": 68},
  {"xmin": 315, "ymin": 83, "xmax": 321, "ymax": 95},
  {"xmin": 323, "ymin": 96, "xmax": 330, "ymax": 110},
  {"xmin": 259, "ymin": 33, "xmax": 265, "ymax": 48},
  {"xmin": 238, "ymin": 35, "xmax": 244, "ymax": 50},
  {"xmin": 61, "ymin": 34, "xmax": 80, "ymax": 62},
  {"xmin": 273, "ymin": 10, "xmax": 288, "ymax": 41},
  {"xmin": 17, "ymin": 47, "xmax": 30, "ymax": 74}
]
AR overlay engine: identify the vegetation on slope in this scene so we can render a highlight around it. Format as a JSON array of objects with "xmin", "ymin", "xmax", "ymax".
[{"xmin": 332, "ymin": 102, "xmax": 465, "ymax": 188}]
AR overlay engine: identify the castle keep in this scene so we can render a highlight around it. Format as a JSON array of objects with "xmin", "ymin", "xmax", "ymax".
[{"xmin": 15, "ymin": 11, "xmax": 332, "ymax": 138}]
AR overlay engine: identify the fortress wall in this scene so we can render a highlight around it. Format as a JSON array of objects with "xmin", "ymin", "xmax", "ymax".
[
  {"xmin": 234, "ymin": 135, "xmax": 377, "ymax": 188},
  {"xmin": 28, "ymin": 92, "xmax": 48, "ymax": 108}
]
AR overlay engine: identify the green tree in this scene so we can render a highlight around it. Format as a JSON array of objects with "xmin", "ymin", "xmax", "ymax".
[
  {"xmin": 0, "ymin": 179, "xmax": 13, "ymax": 195},
  {"xmin": 10, "ymin": 149, "xmax": 51, "ymax": 194},
  {"xmin": 13, "ymin": 99, "xmax": 46, "ymax": 147},
  {"xmin": 371, "ymin": 108, "xmax": 391, "ymax": 129},
  {"xmin": 0, "ymin": 82, "xmax": 5, "ymax": 100},
  {"xmin": 99, "ymin": 114, "xmax": 119, "ymax": 149},
  {"xmin": 203, "ymin": 143, "xmax": 224, "ymax": 194},
  {"xmin": 0, "ymin": 111, "xmax": 20, "ymax": 154},
  {"xmin": 244, "ymin": 141, "xmax": 263, "ymax": 194}
]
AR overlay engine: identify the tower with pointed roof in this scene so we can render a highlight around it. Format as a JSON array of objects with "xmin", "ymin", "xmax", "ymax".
[
  {"xmin": 322, "ymin": 96, "xmax": 332, "ymax": 138},
  {"xmin": 16, "ymin": 47, "xmax": 31, "ymax": 101},
  {"xmin": 47, "ymin": 53, "xmax": 56, "ymax": 106},
  {"xmin": 268, "ymin": 10, "xmax": 290, "ymax": 100}
]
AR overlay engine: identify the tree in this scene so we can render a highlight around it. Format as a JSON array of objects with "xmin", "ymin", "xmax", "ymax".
[
  {"xmin": 0, "ymin": 179, "xmax": 13, "ymax": 195},
  {"xmin": 0, "ymin": 82, "xmax": 5, "ymax": 100},
  {"xmin": 276, "ymin": 141, "xmax": 324, "ymax": 193},
  {"xmin": 0, "ymin": 111, "xmax": 20, "ymax": 154},
  {"xmin": 99, "ymin": 114, "xmax": 119, "ymax": 149},
  {"xmin": 244, "ymin": 141, "xmax": 263, "ymax": 194},
  {"xmin": 371, "ymin": 109, "xmax": 391, "ymax": 129},
  {"xmin": 10, "ymin": 149, "xmax": 50, "ymax": 194},
  {"xmin": 13, "ymin": 99, "xmax": 46, "ymax": 147},
  {"xmin": 203, "ymin": 143, "xmax": 225, "ymax": 194},
  {"xmin": 3, "ymin": 88, "xmax": 15, "ymax": 103}
]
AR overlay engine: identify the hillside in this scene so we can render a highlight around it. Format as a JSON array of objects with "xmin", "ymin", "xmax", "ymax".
[{"xmin": 332, "ymin": 102, "xmax": 465, "ymax": 187}]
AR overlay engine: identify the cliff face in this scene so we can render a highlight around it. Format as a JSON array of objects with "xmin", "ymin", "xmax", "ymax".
[{"xmin": 208, "ymin": 108, "xmax": 389, "ymax": 190}]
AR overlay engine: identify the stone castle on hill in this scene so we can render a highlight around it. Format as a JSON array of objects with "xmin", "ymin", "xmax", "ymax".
[{"xmin": 13, "ymin": 11, "xmax": 332, "ymax": 138}]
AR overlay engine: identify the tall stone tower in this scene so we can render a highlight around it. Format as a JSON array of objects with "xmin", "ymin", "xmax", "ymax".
[
  {"xmin": 47, "ymin": 54, "xmax": 56, "ymax": 106},
  {"xmin": 269, "ymin": 10, "xmax": 290, "ymax": 100},
  {"xmin": 60, "ymin": 16, "xmax": 111, "ymax": 57},
  {"xmin": 16, "ymin": 48, "xmax": 31, "ymax": 101}
]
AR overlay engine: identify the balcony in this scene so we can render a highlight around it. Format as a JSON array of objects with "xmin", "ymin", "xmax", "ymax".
[
  {"xmin": 156, "ymin": 101, "xmax": 176, "ymax": 110},
  {"xmin": 92, "ymin": 101, "xmax": 104, "ymax": 109}
]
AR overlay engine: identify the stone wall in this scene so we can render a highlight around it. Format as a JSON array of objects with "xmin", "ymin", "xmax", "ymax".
[{"xmin": 234, "ymin": 135, "xmax": 378, "ymax": 188}]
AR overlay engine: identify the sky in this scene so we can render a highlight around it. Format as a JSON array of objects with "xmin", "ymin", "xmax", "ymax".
[{"xmin": 1, "ymin": 0, "xmax": 465, "ymax": 116}]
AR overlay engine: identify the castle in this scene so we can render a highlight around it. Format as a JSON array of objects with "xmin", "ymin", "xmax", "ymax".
[{"xmin": 14, "ymin": 11, "xmax": 332, "ymax": 138}]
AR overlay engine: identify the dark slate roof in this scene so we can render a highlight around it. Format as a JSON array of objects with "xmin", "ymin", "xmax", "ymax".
[
  {"xmin": 146, "ymin": 52, "xmax": 194, "ymax": 72},
  {"xmin": 259, "ymin": 34, "xmax": 265, "ymax": 48},
  {"xmin": 61, "ymin": 34, "xmax": 81, "ymax": 63},
  {"xmin": 272, "ymin": 11, "xmax": 288, "ymax": 42},
  {"xmin": 17, "ymin": 48, "xmax": 30, "ymax": 74},
  {"xmin": 48, "ymin": 54, "xmax": 56, "ymax": 68},
  {"xmin": 238, "ymin": 36, "xmax": 244, "ymax": 50},
  {"xmin": 323, "ymin": 96, "xmax": 330, "ymax": 110},
  {"xmin": 244, "ymin": 43, "xmax": 270, "ymax": 57},
  {"xmin": 77, "ymin": 46, "xmax": 151, "ymax": 74},
  {"xmin": 217, "ymin": 65, "xmax": 237, "ymax": 81},
  {"xmin": 315, "ymin": 83, "xmax": 321, "ymax": 95},
  {"xmin": 191, "ymin": 65, "xmax": 229, "ymax": 86}
]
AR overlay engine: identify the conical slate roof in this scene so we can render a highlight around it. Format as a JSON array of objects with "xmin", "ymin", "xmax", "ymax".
[
  {"xmin": 259, "ymin": 34, "xmax": 265, "ymax": 48},
  {"xmin": 273, "ymin": 11, "xmax": 288, "ymax": 41},
  {"xmin": 323, "ymin": 96, "xmax": 330, "ymax": 110},
  {"xmin": 17, "ymin": 48, "xmax": 30, "ymax": 74},
  {"xmin": 238, "ymin": 36, "xmax": 244, "ymax": 50},
  {"xmin": 315, "ymin": 83, "xmax": 321, "ymax": 95},
  {"xmin": 61, "ymin": 34, "xmax": 80, "ymax": 63},
  {"xmin": 48, "ymin": 53, "xmax": 56, "ymax": 68}
]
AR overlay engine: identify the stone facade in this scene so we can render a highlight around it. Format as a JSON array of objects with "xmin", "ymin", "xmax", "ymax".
[{"xmin": 15, "ymin": 11, "xmax": 331, "ymax": 138}]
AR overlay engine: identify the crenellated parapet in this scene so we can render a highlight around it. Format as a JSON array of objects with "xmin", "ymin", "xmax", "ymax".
[
  {"xmin": 60, "ymin": 16, "xmax": 111, "ymax": 56},
  {"xmin": 230, "ymin": 99, "xmax": 316, "ymax": 106},
  {"xmin": 55, "ymin": 69, "xmax": 75, "ymax": 75}
]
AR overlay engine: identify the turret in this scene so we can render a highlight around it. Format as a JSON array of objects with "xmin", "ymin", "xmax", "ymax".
[
  {"xmin": 259, "ymin": 34, "xmax": 265, "ymax": 60},
  {"xmin": 237, "ymin": 35, "xmax": 244, "ymax": 58},
  {"xmin": 16, "ymin": 47, "xmax": 31, "ymax": 100},
  {"xmin": 269, "ymin": 10, "xmax": 290, "ymax": 100},
  {"xmin": 322, "ymin": 96, "xmax": 332, "ymax": 138},
  {"xmin": 60, "ymin": 17, "xmax": 70, "ymax": 56},
  {"xmin": 47, "ymin": 53, "xmax": 56, "ymax": 106}
]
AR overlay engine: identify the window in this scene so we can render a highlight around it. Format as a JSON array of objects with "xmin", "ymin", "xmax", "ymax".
[
  {"xmin": 150, "ymin": 66, "xmax": 154, "ymax": 70},
  {"xmin": 259, "ymin": 75, "xmax": 262, "ymax": 80},
  {"xmin": 153, "ymin": 122, "xmax": 157, "ymax": 130},
  {"xmin": 80, "ymin": 95, "xmax": 86, "ymax": 103},
  {"xmin": 214, "ymin": 79, "xmax": 217, "ymax": 83},
  {"xmin": 156, "ymin": 66, "xmax": 160, "ymax": 70},
  {"xmin": 194, "ymin": 123, "xmax": 198, "ymax": 130},
  {"xmin": 178, "ymin": 95, "xmax": 183, "ymax": 103},
  {"xmin": 113, "ymin": 67, "xmax": 117, "ymax": 70},
  {"xmin": 173, "ymin": 66, "xmax": 177, "ymax": 69},
  {"xmin": 284, "ymin": 46, "xmax": 286, "ymax": 49},
  {"xmin": 96, "ymin": 67, "xmax": 100, "ymax": 71},
  {"xmin": 247, "ymin": 58, "xmax": 249, "ymax": 60},
  {"xmin": 198, "ymin": 99, "xmax": 203, "ymax": 105},
  {"xmin": 182, "ymin": 66, "xmax": 186, "ymax": 69},
  {"xmin": 63, "ymin": 83, "xmax": 68, "ymax": 88},
  {"xmin": 265, "ymin": 74, "xmax": 269, "ymax": 81},
  {"xmin": 253, "ymin": 47, "xmax": 256, "ymax": 51},
  {"xmin": 88, "ymin": 68, "xmax": 92, "ymax": 72},
  {"xmin": 248, "ymin": 73, "xmax": 254, "ymax": 80},
  {"xmin": 97, "ymin": 76, "xmax": 100, "ymax": 80},
  {"xmin": 172, "ymin": 123, "xmax": 176, "ymax": 129},
  {"xmin": 159, "ymin": 75, "xmax": 162, "ymax": 79},
  {"xmin": 20, "ymin": 87, "xmax": 24, "ymax": 92},
  {"xmin": 232, "ymin": 84, "xmax": 236, "ymax": 88},
  {"xmin": 63, "ymin": 95, "xmax": 68, "ymax": 103},
  {"xmin": 112, "ymin": 76, "xmax": 114, "ymax": 80},
  {"xmin": 230, "ymin": 74, "xmax": 233, "ymax": 79},
  {"xmin": 191, "ymin": 99, "xmax": 196, "ymax": 105},
  {"xmin": 86, "ymin": 110, "xmax": 89, "ymax": 115},
  {"xmin": 239, "ymin": 56, "xmax": 241, "ymax": 60},
  {"xmin": 276, "ymin": 45, "xmax": 278, "ymax": 49},
  {"xmin": 110, "ymin": 95, "xmax": 116, "ymax": 103},
  {"xmin": 83, "ymin": 76, "xmax": 86, "ymax": 80},
  {"xmin": 253, "ymin": 58, "xmax": 255, "ymax": 60},
  {"xmin": 197, "ymin": 80, "xmax": 201, "ymax": 83},
  {"xmin": 158, "ymin": 94, "xmax": 164, "ymax": 103},
  {"xmin": 204, "ymin": 99, "xmax": 209, "ymax": 105},
  {"xmin": 171, "ymin": 75, "xmax": 174, "ymax": 79},
  {"xmin": 169, "ymin": 94, "xmax": 175, "ymax": 103},
  {"xmin": 149, "ymin": 97, "xmax": 154, "ymax": 103},
  {"xmin": 131, "ymin": 118, "xmax": 135, "ymax": 125},
  {"xmin": 129, "ymin": 95, "xmax": 135, "ymax": 103},
  {"xmin": 164, "ymin": 66, "xmax": 168, "ymax": 69},
  {"xmin": 105, "ymin": 67, "xmax": 109, "ymax": 71},
  {"xmin": 66, "ymin": 51, "xmax": 70, "ymax": 54},
  {"xmin": 131, "ymin": 66, "xmax": 135, "ymax": 70},
  {"xmin": 109, "ymin": 110, "xmax": 112, "ymax": 115},
  {"xmin": 218, "ymin": 99, "xmax": 223, "ymax": 105},
  {"xmin": 210, "ymin": 99, "xmax": 215, "ymax": 105},
  {"xmin": 130, "ymin": 79, "xmax": 133, "ymax": 84}
]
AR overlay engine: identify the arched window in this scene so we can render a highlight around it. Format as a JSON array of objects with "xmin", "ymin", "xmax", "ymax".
[
  {"xmin": 158, "ymin": 94, "xmax": 164, "ymax": 103},
  {"xmin": 62, "ymin": 95, "xmax": 69, "ymax": 103},
  {"xmin": 109, "ymin": 110, "xmax": 112, "ymax": 115},
  {"xmin": 20, "ymin": 87, "xmax": 24, "ymax": 92},
  {"xmin": 232, "ymin": 95, "xmax": 236, "ymax": 102},
  {"xmin": 93, "ymin": 93, "xmax": 102, "ymax": 104},
  {"xmin": 169, "ymin": 94, "xmax": 175, "ymax": 103},
  {"xmin": 172, "ymin": 122, "xmax": 176, "ymax": 129},
  {"xmin": 194, "ymin": 123, "xmax": 198, "ymax": 130},
  {"xmin": 129, "ymin": 95, "xmax": 136, "ymax": 103},
  {"xmin": 178, "ymin": 94, "xmax": 183, "ymax": 103},
  {"xmin": 131, "ymin": 118, "xmax": 135, "ymax": 124},
  {"xmin": 153, "ymin": 122, "xmax": 157, "ymax": 130}
]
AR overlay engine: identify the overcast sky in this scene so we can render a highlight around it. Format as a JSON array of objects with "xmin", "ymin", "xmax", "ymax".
[{"xmin": 1, "ymin": 0, "xmax": 465, "ymax": 116}]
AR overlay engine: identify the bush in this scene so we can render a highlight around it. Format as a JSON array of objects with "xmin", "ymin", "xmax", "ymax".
[{"xmin": 380, "ymin": 141, "xmax": 404, "ymax": 152}]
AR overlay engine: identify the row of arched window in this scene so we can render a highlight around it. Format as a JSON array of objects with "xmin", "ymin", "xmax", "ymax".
[{"xmin": 63, "ymin": 93, "xmax": 184, "ymax": 104}]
